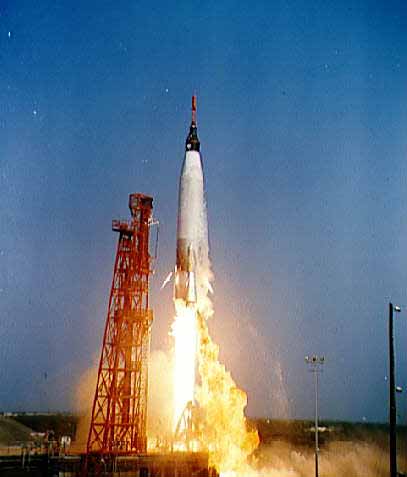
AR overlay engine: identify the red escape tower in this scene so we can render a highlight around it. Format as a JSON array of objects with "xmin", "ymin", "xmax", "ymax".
[{"xmin": 87, "ymin": 193, "xmax": 154, "ymax": 455}]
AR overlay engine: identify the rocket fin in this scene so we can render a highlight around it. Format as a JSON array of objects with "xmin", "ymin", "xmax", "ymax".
[{"xmin": 161, "ymin": 270, "xmax": 174, "ymax": 290}]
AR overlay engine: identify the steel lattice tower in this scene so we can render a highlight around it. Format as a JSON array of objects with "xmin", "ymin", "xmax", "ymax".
[{"xmin": 87, "ymin": 193, "xmax": 153, "ymax": 455}]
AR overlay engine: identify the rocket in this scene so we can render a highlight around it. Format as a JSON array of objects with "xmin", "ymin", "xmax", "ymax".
[{"xmin": 174, "ymin": 96, "xmax": 205, "ymax": 306}]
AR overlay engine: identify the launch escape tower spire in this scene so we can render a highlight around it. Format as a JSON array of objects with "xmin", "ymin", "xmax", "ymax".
[
  {"xmin": 186, "ymin": 95, "xmax": 200, "ymax": 152},
  {"xmin": 87, "ymin": 193, "xmax": 154, "ymax": 456}
]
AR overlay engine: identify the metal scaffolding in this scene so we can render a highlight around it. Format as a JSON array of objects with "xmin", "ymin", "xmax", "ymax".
[{"xmin": 87, "ymin": 193, "xmax": 154, "ymax": 456}]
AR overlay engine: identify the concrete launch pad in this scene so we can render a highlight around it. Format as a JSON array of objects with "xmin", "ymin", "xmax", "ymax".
[
  {"xmin": 51, "ymin": 451, "xmax": 213, "ymax": 477},
  {"xmin": 114, "ymin": 452, "xmax": 212, "ymax": 477},
  {"xmin": 0, "ymin": 448, "xmax": 214, "ymax": 477}
]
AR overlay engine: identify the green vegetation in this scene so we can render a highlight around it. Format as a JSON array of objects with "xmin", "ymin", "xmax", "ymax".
[
  {"xmin": 252, "ymin": 418, "xmax": 406, "ymax": 449},
  {"xmin": 0, "ymin": 417, "xmax": 34, "ymax": 446},
  {"xmin": 11, "ymin": 413, "xmax": 78, "ymax": 440}
]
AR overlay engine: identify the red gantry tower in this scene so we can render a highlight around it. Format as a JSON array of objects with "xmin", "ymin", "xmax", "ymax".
[{"xmin": 87, "ymin": 193, "xmax": 154, "ymax": 456}]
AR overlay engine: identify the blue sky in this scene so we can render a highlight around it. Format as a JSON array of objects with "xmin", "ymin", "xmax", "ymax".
[{"xmin": 1, "ymin": 0, "xmax": 407, "ymax": 422}]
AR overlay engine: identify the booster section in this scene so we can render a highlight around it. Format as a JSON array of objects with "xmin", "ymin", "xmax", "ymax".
[{"xmin": 175, "ymin": 96, "xmax": 205, "ymax": 306}]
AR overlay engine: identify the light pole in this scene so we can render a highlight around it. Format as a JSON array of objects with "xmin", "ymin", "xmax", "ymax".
[
  {"xmin": 396, "ymin": 385, "xmax": 406, "ymax": 477},
  {"xmin": 305, "ymin": 355, "xmax": 325, "ymax": 477},
  {"xmin": 389, "ymin": 302, "xmax": 401, "ymax": 477}
]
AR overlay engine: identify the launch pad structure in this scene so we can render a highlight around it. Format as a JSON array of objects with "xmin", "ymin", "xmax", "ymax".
[{"xmin": 87, "ymin": 193, "xmax": 154, "ymax": 456}]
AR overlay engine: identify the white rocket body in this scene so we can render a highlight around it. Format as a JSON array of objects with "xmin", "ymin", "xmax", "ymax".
[{"xmin": 175, "ymin": 97, "xmax": 206, "ymax": 305}]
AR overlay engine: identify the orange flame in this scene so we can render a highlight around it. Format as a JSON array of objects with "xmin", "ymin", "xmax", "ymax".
[{"xmin": 196, "ymin": 313, "xmax": 259, "ymax": 474}]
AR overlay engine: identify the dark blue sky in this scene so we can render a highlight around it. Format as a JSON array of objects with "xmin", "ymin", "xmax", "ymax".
[{"xmin": 1, "ymin": 0, "xmax": 407, "ymax": 422}]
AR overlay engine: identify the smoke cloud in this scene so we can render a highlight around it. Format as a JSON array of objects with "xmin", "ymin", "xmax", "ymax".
[
  {"xmin": 250, "ymin": 440, "xmax": 397, "ymax": 477},
  {"xmin": 147, "ymin": 350, "xmax": 173, "ymax": 447},
  {"xmin": 70, "ymin": 364, "xmax": 98, "ymax": 452}
]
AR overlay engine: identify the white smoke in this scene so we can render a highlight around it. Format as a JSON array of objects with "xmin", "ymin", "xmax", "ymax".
[
  {"xmin": 148, "ymin": 350, "xmax": 173, "ymax": 446},
  {"xmin": 249, "ymin": 440, "xmax": 393, "ymax": 477}
]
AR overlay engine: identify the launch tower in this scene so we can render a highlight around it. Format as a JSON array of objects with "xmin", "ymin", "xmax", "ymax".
[{"xmin": 87, "ymin": 193, "xmax": 154, "ymax": 455}]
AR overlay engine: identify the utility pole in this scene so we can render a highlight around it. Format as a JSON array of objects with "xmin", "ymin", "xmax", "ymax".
[
  {"xmin": 389, "ymin": 302, "xmax": 401, "ymax": 477},
  {"xmin": 305, "ymin": 355, "xmax": 325, "ymax": 477}
]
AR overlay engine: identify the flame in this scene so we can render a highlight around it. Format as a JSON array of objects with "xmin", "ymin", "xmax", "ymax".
[
  {"xmin": 171, "ymin": 274, "xmax": 259, "ymax": 474},
  {"xmin": 171, "ymin": 300, "xmax": 198, "ymax": 432},
  {"xmin": 196, "ymin": 312, "xmax": 259, "ymax": 475}
]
